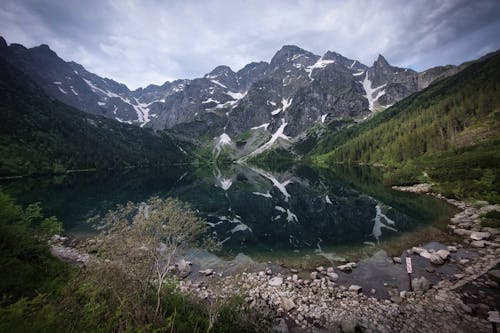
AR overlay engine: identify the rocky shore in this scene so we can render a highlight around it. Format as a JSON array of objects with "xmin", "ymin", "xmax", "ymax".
[
  {"xmin": 179, "ymin": 185, "xmax": 499, "ymax": 332},
  {"xmin": 50, "ymin": 184, "xmax": 500, "ymax": 332}
]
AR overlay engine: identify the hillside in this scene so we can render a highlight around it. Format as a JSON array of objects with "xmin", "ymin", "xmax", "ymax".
[
  {"xmin": 312, "ymin": 52, "xmax": 500, "ymax": 202},
  {"xmin": 0, "ymin": 58, "xmax": 190, "ymax": 177}
]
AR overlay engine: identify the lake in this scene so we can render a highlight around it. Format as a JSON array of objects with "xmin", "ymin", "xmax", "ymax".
[{"xmin": 0, "ymin": 163, "xmax": 456, "ymax": 265}]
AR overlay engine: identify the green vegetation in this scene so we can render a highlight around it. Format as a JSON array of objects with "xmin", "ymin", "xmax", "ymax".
[
  {"xmin": 246, "ymin": 148, "xmax": 294, "ymax": 169},
  {"xmin": 0, "ymin": 193, "xmax": 271, "ymax": 332},
  {"xmin": 312, "ymin": 52, "xmax": 500, "ymax": 202},
  {"xmin": 0, "ymin": 58, "xmax": 190, "ymax": 177}
]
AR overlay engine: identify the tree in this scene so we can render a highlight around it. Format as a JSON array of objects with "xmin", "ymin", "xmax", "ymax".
[{"xmin": 92, "ymin": 197, "xmax": 207, "ymax": 320}]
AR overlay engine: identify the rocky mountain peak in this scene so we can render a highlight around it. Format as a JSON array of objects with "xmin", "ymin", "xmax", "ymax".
[
  {"xmin": 270, "ymin": 45, "xmax": 317, "ymax": 68},
  {"xmin": 205, "ymin": 65, "xmax": 235, "ymax": 79},
  {"xmin": 374, "ymin": 54, "xmax": 390, "ymax": 68}
]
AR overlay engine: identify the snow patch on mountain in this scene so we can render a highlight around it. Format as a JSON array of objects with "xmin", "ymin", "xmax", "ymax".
[
  {"xmin": 306, "ymin": 57, "xmax": 335, "ymax": 79},
  {"xmin": 251, "ymin": 123, "xmax": 270, "ymax": 130},
  {"xmin": 362, "ymin": 73, "xmax": 387, "ymax": 112}
]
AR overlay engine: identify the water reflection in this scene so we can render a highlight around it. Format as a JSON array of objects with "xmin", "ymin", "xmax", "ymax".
[{"xmin": 0, "ymin": 163, "xmax": 454, "ymax": 258}]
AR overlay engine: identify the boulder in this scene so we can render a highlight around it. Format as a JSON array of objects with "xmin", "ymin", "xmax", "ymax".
[
  {"xmin": 470, "ymin": 231, "xmax": 491, "ymax": 241},
  {"xmin": 392, "ymin": 257, "xmax": 402, "ymax": 264},
  {"xmin": 338, "ymin": 262, "xmax": 357, "ymax": 272},
  {"xmin": 310, "ymin": 271, "xmax": 319, "ymax": 280},
  {"xmin": 340, "ymin": 319, "xmax": 359, "ymax": 333},
  {"xmin": 412, "ymin": 276, "xmax": 430, "ymax": 292},
  {"xmin": 447, "ymin": 246, "xmax": 458, "ymax": 252},
  {"xmin": 326, "ymin": 272, "xmax": 339, "ymax": 281},
  {"xmin": 269, "ymin": 276, "xmax": 283, "ymax": 286},
  {"xmin": 435, "ymin": 249, "xmax": 450, "ymax": 260},
  {"xmin": 316, "ymin": 266, "xmax": 325, "ymax": 272},
  {"xmin": 198, "ymin": 268, "xmax": 214, "ymax": 276},
  {"xmin": 348, "ymin": 285, "xmax": 362, "ymax": 293},
  {"xmin": 279, "ymin": 297, "xmax": 296, "ymax": 312},
  {"xmin": 454, "ymin": 229, "xmax": 472, "ymax": 236},
  {"xmin": 488, "ymin": 269, "xmax": 500, "ymax": 284},
  {"xmin": 471, "ymin": 240, "xmax": 485, "ymax": 248}
]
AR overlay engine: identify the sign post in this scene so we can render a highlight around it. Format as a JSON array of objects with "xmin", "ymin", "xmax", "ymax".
[{"xmin": 406, "ymin": 257, "xmax": 413, "ymax": 291}]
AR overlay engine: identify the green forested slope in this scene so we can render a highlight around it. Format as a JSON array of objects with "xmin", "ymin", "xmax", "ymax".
[
  {"xmin": 312, "ymin": 52, "xmax": 500, "ymax": 202},
  {"xmin": 0, "ymin": 58, "xmax": 189, "ymax": 176}
]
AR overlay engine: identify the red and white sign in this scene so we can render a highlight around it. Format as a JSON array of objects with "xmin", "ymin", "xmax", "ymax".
[{"xmin": 406, "ymin": 257, "xmax": 413, "ymax": 274}]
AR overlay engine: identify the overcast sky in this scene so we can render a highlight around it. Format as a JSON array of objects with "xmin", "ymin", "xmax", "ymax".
[{"xmin": 1, "ymin": 0, "xmax": 499, "ymax": 89}]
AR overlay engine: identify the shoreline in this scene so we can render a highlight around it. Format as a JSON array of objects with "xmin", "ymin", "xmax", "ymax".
[{"xmin": 180, "ymin": 184, "xmax": 499, "ymax": 332}]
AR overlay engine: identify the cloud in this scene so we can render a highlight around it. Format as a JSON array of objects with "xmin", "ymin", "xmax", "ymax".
[{"xmin": 1, "ymin": 0, "xmax": 499, "ymax": 89}]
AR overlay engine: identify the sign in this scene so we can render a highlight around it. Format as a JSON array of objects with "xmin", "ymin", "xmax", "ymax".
[{"xmin": 406, "ymin": 257, "xmax": 413, "ymax": 274}]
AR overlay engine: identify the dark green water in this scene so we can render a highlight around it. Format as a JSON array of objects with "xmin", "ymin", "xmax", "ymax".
[{"xmin": 0, "ymin": 163, "xmax": 455, "ymax": 262}]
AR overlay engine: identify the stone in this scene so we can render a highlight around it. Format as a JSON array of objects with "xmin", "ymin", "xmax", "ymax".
[
  {"xmin": 425, "ymin": 267, "xmax": 435, "ymax": 273},
  {"xmin": 269, "ymin": 277, "xmax": 283, "ymax": 286},
  {"xmin": 327, "ymin": 266, "xmax": 335, "ymax": 273},
  {"xmin": 290, "ymin": 268, "xmax": 299, "ymax": 273},
  {"xmin": 310, "ymin": 271, "xmax": 319, "ymax": 280},
  {"xmin": 459, "ymin": 258, "xmax": 470, "ymax": 265},
  {"xmin": 333, "ymin": 256, "xmax": 348, "ymax": 264},
  {"xmin": 316, "ymin": 266, "xmax": 325, "ymax": 272},
  {"xmin": 198, "ymin": 269, "xmax": 214, "ymax": 276},
  {"xmin": 326, "ymin": 272, "xmax": 339, "ymax": 281},
  {"xmin": 279, "ymin": 297, "xmax": 296, "ymax": 312},
  {"xmin": 429, "ymin": 254, "xmax": 444, "ymax": 265},
  {"xmin": 265, "ymin": 268, "xmax": 273, "ymax": 275},
  {"xmin": 488, "ymin": 269, "xmax": 500, "ymax": 284},
  {"xmin": 412, "ymin": 276, "xmax": 430, "ymax": 292},
  {"xmin": 471, "ymin": 240, "xmax": 485, "ymax": 248},
  {"xmin": 488, "ymin": 311, "xmax": 500, "ymax": 324},
  {"xmin": 338, "ymin": 262, "xmax": 357, "ymax": 272},
  {"xmin": 348, "ymin": 285, "xmax": 362, "ymax": 293},
  {"xmin": 447, "ymin": 246, "xmax": 458, "ymax": 252},
  {"xmin": 392, "ymin": 257, "xmax": 402, "ymax": 264},
  {"xmin": 340, "ymin": 319, "xmax": 359, "ymax": 333},
  {"xmin": 272, "ymin": 318, "xmax": 289, "ymax": 333},
  {"xmin": 292, "ymin": 274, "xmax": 298, "ymax": 281},
  {"xmin": 435, "ymin": 249, "xmax": 450, "ymax": 260},
  {"xmin": 454, "ymin": 229, "xmax": 472, "ymax": 236},
  {"xmin": 470, "ymin": 231, "xmax": 491, "ymax": 241}
]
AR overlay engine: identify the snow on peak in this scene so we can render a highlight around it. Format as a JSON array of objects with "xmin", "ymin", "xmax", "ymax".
[
  {"xmin": 271, "ymin": 97, "xmax": 292, "ymax": 116},
  {"xmin": 321, "ymin": 114, "xmax": 328, "ymax": 123},
  {"xmin": 305, "ymin": 57, "xmax": 335, "ymax": 79},
  {"xmin": 210, "ymin": 80, "xmax": 227, "ymax": 89},
  {"xmin": 352, "ymin": 71, "xmax": 365, "ymax": 76}
]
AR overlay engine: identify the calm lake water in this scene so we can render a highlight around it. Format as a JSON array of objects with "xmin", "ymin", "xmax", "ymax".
[{"xmin": 0, "ymin": 163, "xmax": 455, "ymax": 263}]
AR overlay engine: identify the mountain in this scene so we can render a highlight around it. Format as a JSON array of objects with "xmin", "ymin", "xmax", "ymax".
[
  {"xmin": 0, "ymin": 37, "xmax": 460, "ymax": 151},
  {"xmin": 311, "ymin": 51, "xmax": 500, "ymax": 202},
  {"xmin": 0, "ymin": 56, "xmax": 190, "ymax": 177}
]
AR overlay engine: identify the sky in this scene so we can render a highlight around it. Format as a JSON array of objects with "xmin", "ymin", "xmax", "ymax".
[{"xmin": 1, "ymin": 0, "xmax": 499, "ymax": 89}]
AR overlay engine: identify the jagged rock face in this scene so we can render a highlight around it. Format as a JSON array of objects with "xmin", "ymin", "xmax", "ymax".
[{"xmin": 0, "ymin": 36, "xmax": 463, "ymax": 145}]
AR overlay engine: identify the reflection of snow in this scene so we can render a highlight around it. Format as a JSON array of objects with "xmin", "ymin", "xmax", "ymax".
[
  {"xmin": 214, "ymin": 167, "xmax": 233, "ymax": 191},
  {"xmin": 252, "ymin": 191, "xmax": 272, "ymax": 198},
  {"xmin": 371, "ymin": 204, "xmax": 397, "ymax": 243},
  {"xmin": 248, "ymin": 166, "xmax": 292, "ymax": 202},
  {"xmin": 286, "ymin": 209, "xmax": 298, "ymax": 223},
  {"xmin": 325, "ymin": 195, "xmax": 332, "ymax": 204},
  {"xmin": 231, "ymin": 223, "xmax": 252, "ymax": 233}
]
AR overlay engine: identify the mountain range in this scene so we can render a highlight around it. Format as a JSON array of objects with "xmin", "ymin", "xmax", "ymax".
[{"xmin": 0, "ymin": 37, "xmax": 462, "ymax": 151}]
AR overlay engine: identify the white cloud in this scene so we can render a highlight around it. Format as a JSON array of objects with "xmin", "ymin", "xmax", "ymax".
[{"xmin": 1, "ymin": 0, "xmax": 499, "ymax": 89}]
